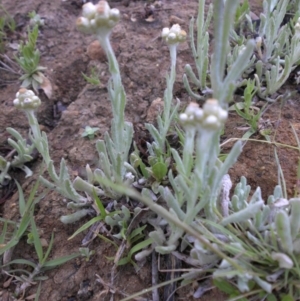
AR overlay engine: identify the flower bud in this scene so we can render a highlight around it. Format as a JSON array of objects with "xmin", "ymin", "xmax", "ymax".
[
  {"xmin": 180, "ymin": 102, "xmax": 203, "ymax": 127},
  {"xmin": 203, "ymin": 99, "xmax": 220, "ymax": 116},
  {"xmin": 76, "ymin": 17, "xmax": 92, "ymax": 34},
  {"xmin": 161, "ymin": 24, "xmax": 186, "ymax": 45},
  {"xmin": 82, "ymin": 2, "xmax": 97, "ymax": 19},
  {"xmin": 77, "ymin": 0, "xmax": 120, "ymax": 35},
  {"xmin": 109, "ymin": 8, "xmax": 120, "ymax": 22},
  {"xmin": 13, "ymin": 88, "xmax": 41, "ymax": 110},
  {"xmin": 161, "ymin": 27, "xmax": 170, "ymax": 38}
]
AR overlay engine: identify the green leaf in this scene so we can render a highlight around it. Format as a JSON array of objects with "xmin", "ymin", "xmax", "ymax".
[
  {"xmin": 32, "ymin": 72, "xmax": 43, "ymax": 83},
  {"xmin": 2, "ymin": 258, "xmax": 37, "ymax": 268},
  {"xmin": 213, "ymin": 278, "xmax": 237, "ymax": 294},
  {"xmin": 266, "ymin": 294, "xmax": 277, "ymax": 301},
  {"xmin": 129, "ymin": 225, "xmax": 147, "ymax": 241},
  {"xmin": 32, "ymin": 78, "xmax": 39, "ymax": 92},
  {"xmin": 68, "ymin": 215, "xmax": 104, "ymax": 240},
  {"xmin": 152, "ymin": 161, "xmax": 168, "ymax": 181},
  {"xmin": 117, "ymin": 238, "xmax": 153, "ymax": 266},
  {"xmin": 81, "ymin": 71, "xmax": 100, "ymax": 85},
  {"xmin": 43, "ymin": 253, "xmax": 80, "ymax": 268},
  {"xmin": 27, "ymin": 232, "xmax": 34, "ymax": 244},
  {"xmin": 241, "ymin": 128, "xmax": 256, "ymax": 139},
  {"xmin": 42, "ymin": 232, "xmax": 54, "ymax": 264},
  {"xmin": 0, "ymin": 239, "xmax": 18, "ymax": 256},
  {"xmin": 129, "ymin": 227, "xmax": 146, "ymax": 245},
  {"xmin": 31, "ymin": 214, "xmax": 43, "ymax": 263},
  {"xmin": 139, "ymin": 160, "xmax": 150, "ymax": 179},
  {"xmin": 35, "ymin": 282, "xmax": 42, "ymax": 301},
  {"xmin": 117, "ymin": 257, "xmax": 130, "ymax": 266},
  {"xmin": 21, "ymin": 77, "xmax": 32, "ymax": 88},
  {"xmin": 0, "ymin": 220, "xmax": 8, "ymax": 244},
  {"xmin": 15, "ymin": 181, "xmax": 26, "ymax": 216},
  {"xmin": 97, "ymin": 233, "xmax": 118, "ymax": 249},
  {"xmin": 93, "ymin": 190, "xmax": 106, "ymax": 218},
  {"xmin": 15, "ymin": 180, "xmax": 41, "ymax": 239},
  {"xmin": 234, "ymin": 103, "xmax": 248, "ymax": 120}
]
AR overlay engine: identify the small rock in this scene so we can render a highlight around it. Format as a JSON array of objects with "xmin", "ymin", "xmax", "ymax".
[
  {"xmin": 47, "ymin": 40, "xmax": 55, "ymax": 48},
  {"xmin": 87, "ymin": 40, "xmax": 106, "ymax": 61},
  {"xmin": 169, "ymin": 15, "xmax": 185, "ymax": 26}
]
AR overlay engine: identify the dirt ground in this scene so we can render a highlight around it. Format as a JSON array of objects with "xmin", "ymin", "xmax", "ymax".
[{"xmin": 1, "ymin": 0, "xmax": 300, "ymax": 300}]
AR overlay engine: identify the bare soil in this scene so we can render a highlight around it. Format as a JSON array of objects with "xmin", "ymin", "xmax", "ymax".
[{"xmin": 1, "ymin": 0, "xmax": 300, "ymax": 300}]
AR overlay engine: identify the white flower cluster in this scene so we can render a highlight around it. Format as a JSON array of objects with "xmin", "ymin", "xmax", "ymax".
[
  {"xmin": 179, "ymin": 99, "xmax": 228, "ymax": 130},
  {"xmin": 13, "ymin": 88, "xmax": 41, "ymax": 110},
  {"xmin": 295, "ymin": 17, "xmax": 300, "ymax": 40},
  {"xmin": 76, "ymin": 1, "xmax": 120, "ymax": 35},
  {"xmin": 161, "ymin": 24, "xmax": 186, "ymax": 45}
]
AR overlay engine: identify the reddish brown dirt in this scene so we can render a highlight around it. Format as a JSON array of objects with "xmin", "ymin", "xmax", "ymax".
[{"xmin": 0, "ymin": 0, "xmax": 299, "ymax": 300}]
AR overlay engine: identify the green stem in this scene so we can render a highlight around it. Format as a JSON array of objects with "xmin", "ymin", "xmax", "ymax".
[
  {"xmin": 97, "ymin": 34, "xmax": 125, "ymax": 152},
  {"xmin": 25, "ymin": 110, "xmax": 46, "ymax": 161},
  {"xmin": 161, "ymin": 44, "xmax": 177, "ymax": 151},
  {"xmin": 195, "ymin": 129, "xmax": 215, "ymax": 184},
  {"xmin": 183, "ymin": 127, "xmax": 196, "ymax": 177},
  {"xmin": 25, "ymin": 110, "xmax": 40, "ymax": 141}
]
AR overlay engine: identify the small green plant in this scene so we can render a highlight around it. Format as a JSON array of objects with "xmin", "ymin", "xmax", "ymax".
[
  {"xmin": 81, "ymin": 125, "xmax": 100, "ymax": 139},
  {"xmin": 0, "ymin": 180, "xmax": 82, "ymax": 296},
  {"xmin": 78, "ymin": 247, "xmax": 95, "ymax": 261},
  {"xmin": 15, "ymin": 24, "xmax": 47, "ymax": 92},
  {"xmin": 117, "ymin": 225, "xmax": 152, "ymax": 268},
  {"xmin": 0, "ymin": 4, "xmax": 16, "ymax": 52},
  {"xmin": 234, "ymin": 0, "xmax": 250, "ymax": 29},
  {"xmin": 0, "ymin": 126, "xmax": 36, "ymax": 185},
  {"xmin": 233, "ymin": 79, "xmax": 268, "ymax": 139},
  {"xmin": 82, "ymin": 66, "xmax": 101, "ymax": 85}
]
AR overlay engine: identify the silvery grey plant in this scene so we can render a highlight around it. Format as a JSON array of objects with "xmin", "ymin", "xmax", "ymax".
[
  {"xmin": 12, "ymin": 88, "xmax": 97, "ymax": 223},
  {"xmin": 145, "ymin": 99, "xmax": 241, "ymax": 254},
  {"xmin": 145, "ymin": 24, "xmax": 186, "ymax": 153},
  {"xmin": 0, "ymin": 127, "xmax": 35, "ymax": 185},
  {"xmin": 256, "ymin": 0, "xmax": 290, "ymax": 62},
  {"xmin": 183, "ymin": 0, "xmax": 213, "ymax": 101},
  {"xmin": 8, "ymin": 0, "xmax": 300, "ymax": 298},
  {"xmin": 184, "ymin": 0, "xmax": 300, "ymax": 104},
  {"xmin": 128, "ymin": 23, "xmax": 187, "ymax": 192},
  {"xmin": 184, "ymin": 0, "xmax": 255, "ymax": 106},
  {"xmin": 74, "ymin": 1, "xmax": 134, "ymax": 200},
  {"xmin": 133, "ymin": 0, "xmax": 254, "ymax": 256},
  {"xmin": 253, "ymin": 0, "xmax": 300, "ymax": 100},
  {"xmin": 128, "ymin": 0, "xmax": 300, "ymax": 298},
  {"xmin": 11, "ymin": 1, "xmax": 136, "ymax": 224},
  {"xmin": 189, "ymin": 177, "xmax": 300, "ymax": 299}
]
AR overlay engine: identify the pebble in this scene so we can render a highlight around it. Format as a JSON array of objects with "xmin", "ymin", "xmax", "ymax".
[
  {"xmin": 169, "ymin": 15, "xmax": 185, "ymax": 26},
  {"xmin": 86, "ymin": 40, "xmax": 106, "ymax": 61}
]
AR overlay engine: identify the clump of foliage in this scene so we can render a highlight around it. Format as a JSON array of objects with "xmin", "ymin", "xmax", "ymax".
[
  {"xmin": 3, "ymin": 0, "xmax": 300, "ymax": 300},
  {"xmin": 15, "ymin": 25, "xmax": 47, "ymax": 92},
  {"xmin": 0, "ymin": 2, "xmax": 16, "ymax": 53}
]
